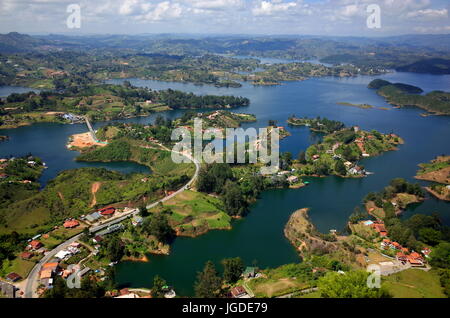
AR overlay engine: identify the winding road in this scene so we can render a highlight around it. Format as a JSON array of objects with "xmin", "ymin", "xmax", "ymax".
[{"xmin": 24, "ymin": 149, "xmax": 200, "ymax": 298}]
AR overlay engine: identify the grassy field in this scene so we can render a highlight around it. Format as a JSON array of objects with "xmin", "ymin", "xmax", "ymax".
[
  {"xmin": 0, "ymin": 257, "xmax": 36, "ymax": 280},
  {"xmin": 151, "ymin": 190, "xmax": 231, "ymax": 236},
  {"xmin": 384, "ymin": 269, "xmax": 446, "ymax": 298},
  {"xmin": 366, "ymin": 201, "xmax": 385, "ymax": 219},
  {"xmin": 40, "ymin": 225, "xmax": 87, "ymax": 249},
  {"xmin": 349, "ymin": 223, "xmax": 378, "ymax": 241},
  {"xmin": 247, "ymin": 277, "xmax": 309, "ymax": 298},
  {"xmin": 246, "ymin": 264, "xmax": 311, "ymax": 298}
]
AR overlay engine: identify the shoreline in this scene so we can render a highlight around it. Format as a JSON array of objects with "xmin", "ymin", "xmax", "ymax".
[{"xmin": 67, "ymin": 132, "xmax": 109, "ymax": 150}]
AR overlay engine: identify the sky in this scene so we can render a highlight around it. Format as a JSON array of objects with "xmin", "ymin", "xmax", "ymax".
[{"xmin": 0, "ymin": 0, "xmax": 449, "ymax": 36}]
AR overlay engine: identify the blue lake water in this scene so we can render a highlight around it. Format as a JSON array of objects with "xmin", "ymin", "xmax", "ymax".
[{"xmin": 1, "ymin": 71, "xmax": 449, "ymax": 296}]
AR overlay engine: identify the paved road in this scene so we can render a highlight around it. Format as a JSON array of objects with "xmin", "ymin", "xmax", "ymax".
[
  {"xmin": 23, "ymin": 150, "xmax": 200, "ymax": 298},
  {"xmin": 24, "ymin": 234, "xmax": 82, "ymax": 298}
]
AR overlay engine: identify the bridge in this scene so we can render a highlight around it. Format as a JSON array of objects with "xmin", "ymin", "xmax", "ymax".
[{"xmin": 84, "ymin": 116, "xmax": 98, "ymax": 142}]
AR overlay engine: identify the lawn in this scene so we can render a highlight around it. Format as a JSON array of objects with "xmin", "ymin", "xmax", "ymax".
[
  {"xmin": 0, "ymin": 257, "xmax": 36, "ymax": 280},
  {"xmin": 384, "ymin": 269, "xmax": 446, "ymax": 298},
  {"xmin": 40, "ymin": 225, "xmax": 86, "ymax": 249},
  {"xmin": 151, "ymin": 190, "xmax": 231, "ymax": 231},
  {"xmin": 247, "ymin": 277, "xmax": 309, "ymax": 298},
  {"xmin": 350, "ymin": 223, "xmax": 377, "ymax": 241},
  {"xmin": 365, "ymin": 201, "xmax": 385, "ymax": 219}
]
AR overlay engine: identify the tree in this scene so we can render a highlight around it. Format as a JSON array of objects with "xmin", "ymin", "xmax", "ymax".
[
  {"xmin": 318, "ymin": 271, "xmax": 391, "ymax": 298},
  {"xmin": 335, "ymin": 160, "xmax": 347, "ymax": 176},
  {"xmin": 297, "ymin": 151, "xmax": 307, "ymax": 164},
  {"xmin": 106, "ymin": 236, "xmax": 124, "ymax": 262},
  {"xmin": 222, "ymin": 257, "xmax": 245, "ymax": 283},
  {"xmin": 197, "ymin": 163, "xmax": 233, "ymax": 194},
  {"xmin": 383, "ymin": 201, "xmax": 396, "ymax": 220},
  {"xmin": 222, "ymin": 180, "xmax": 248, "ymax": 217},
  {"xmin": 139, "ymin": 205, "xmax": 149, "ymax": 217},
  {"xmin": 280, "ymin": 152, "xmax": 292, "ymax": 170},
  {"xmin": 430, "ymin": 243, "xmax": 450, "ymax": 269},
  {"xmin": 419, "ymin": 228, "xmax": 443, "ymax": 246},
  {"xmin": 151, "ymin": 275, "xmax": 167, "ymax": 298},
  {"xmin": 194, "ymin": 261, "xmax": 222, "ymax": 298},
  {"xmin": 143, "ymin": 213, "xmax": 174, "ymax": 243}
]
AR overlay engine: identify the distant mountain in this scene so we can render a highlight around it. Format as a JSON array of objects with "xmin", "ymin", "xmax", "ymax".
[
  {"xmin": 396, "ymin": 58, "xmax": 450, "ymax": 75},
  {"xmin": 0, "ymin": 32, "xmax": 58, "ymax": 53}
]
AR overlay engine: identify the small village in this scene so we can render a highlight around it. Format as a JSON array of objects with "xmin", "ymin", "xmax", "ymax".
[{"xmin": 0, "ymin": 204, "xmax": 143, "ymax": 298}]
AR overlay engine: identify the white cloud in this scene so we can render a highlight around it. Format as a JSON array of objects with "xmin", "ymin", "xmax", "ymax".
[
  {"xmin": 252, "ymin": 1, "xmax": 297, "ymax": 17},
  {"xmin": 188, "ymin": 0, "xmax": 243, "ymax": 11},
  {"xmin": 406, "ymin": 8, "xmax": 448, "ymax": 20},
  {"xmin": 141, "ymin": 1, "xmax": 183, "ymax": 22}
]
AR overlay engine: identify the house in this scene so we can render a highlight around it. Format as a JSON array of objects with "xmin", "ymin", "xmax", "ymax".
[
  {"xmin": 63, "ymin": 219, "xmax": 80, "ymax": 229},
  {"xmin": 231, "ymin": 286, "xmax": 249, "ymax": 298},
  {"xmin": 391, "ymin": 242, "xmax": 402, "ymax": 250},
  {"xmin": 29, "ymin": 240, "xmax": 43, "ymax": 250},
  {"xmin": 20, "ymin": 252, "xmax": 33, "ymax": 260},
  {"xmin": 86, "ymin": 212, "xmax": 102, "ymax": 223},
  {"xmin": 344, "ymin": 161, "xmax": 353, "ymax": 168},
  {"xmin": 407, "ymin": 253, "xmax": 425, "ymax": 267},
  {"xmin": 42, "ymin": 262, "xmax": 59, "ymax": 272},
  {"xmin": 70, "ymin": 242, "xmax": 81, "ymax": 248},
  {"xmin": 371, "ymin": 223, "xmax": 388, "ymax": 237},
  {"xmin": 243, "ymin": 267, "xmax": 257, "ymax": 279},
  {"xmin": 421, "ymin": 248, "xmax": 432, "ymax": 258},
  {"xmin": 312, "ymin": 155, "xmax": 320, "ymax": 161},
  {"xmin": 381, "ymin": 239, "xmax": 391, "ymax": 249},
  {"xmin": 287, "ymin": 175, "xmax": 299, "ymax": 184},
  {"xmin": 409, "ymin": 252, "xmax": 424, "ymax": 263},
  {"xmin": 6, "ymin": 272, "xmax": 22, "ymax": 282},
  {"xmin": 55, "ymin": 250, "xmax": 72, "ymax": 260},
  {"xmin": 40, "ymin": 268, "xmax": 53, "ymax": 280},
  {"xmin": 92, "ymin": 235, "xmax": 104, "ymax": 244},
  {"xmin": 132, "ymin": 215, "xmax": 143, "ymax": 226},
  {"xmin": 97, "ymin": 223, "xmax": 124, "ymax": 236},
  {"xmin": 396, "ymin": 252, "xmax": 408, "ymax": 263},
  {"xmin": 99, "ymin": 207, "xmax": 116, "ymax": 217}
]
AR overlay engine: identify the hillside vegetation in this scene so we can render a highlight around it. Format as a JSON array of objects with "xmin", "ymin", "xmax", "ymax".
[{"xmin": 368, "ymin": 79, "xmax": 450, "ymax": 115}]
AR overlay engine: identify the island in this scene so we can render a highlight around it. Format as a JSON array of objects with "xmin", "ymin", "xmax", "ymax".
[
  {"xmin": 336, "ymin": 102, "xmax": 391, "ymax": 111},
  {"xmin": 415, "ymin": 156, "xmax": 450, "ymax": 201},
  {"xmin": 291, "ymin": 119, "xmax": 403, "ymax": 178},
  {"xmin": 363, "ymin": 178, "xmax": 426, "ymax": 219},
  {"xmin": 368, "ymin": 79, "xmax": 450, "ymax": 115}
]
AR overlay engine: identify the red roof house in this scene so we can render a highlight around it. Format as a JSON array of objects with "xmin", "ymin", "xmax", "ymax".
[
  {"xmin": 230, "ymin": 286, "xmax": 247, "ymax": 298},
  {"xmin": 29, "ymin": 240, "xmax": 43, "ymax": 250},
  {"xmin": 99, "ymin": 207, "xmax": 116, "ymax": 216},
  {"xmin": 6, "ymin": 272, "xmax": 22, "ymax": 282},
  {"xmin": 63, "ymin": 219, "xmax": 80, "ymax": 229},
  {"xmin": 396, "ymin": 252, "xmax": 407, "ymax": 262},
  {"xmin": 20, "ymin": 252, "xmax": 33, "ymax": 260}
]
